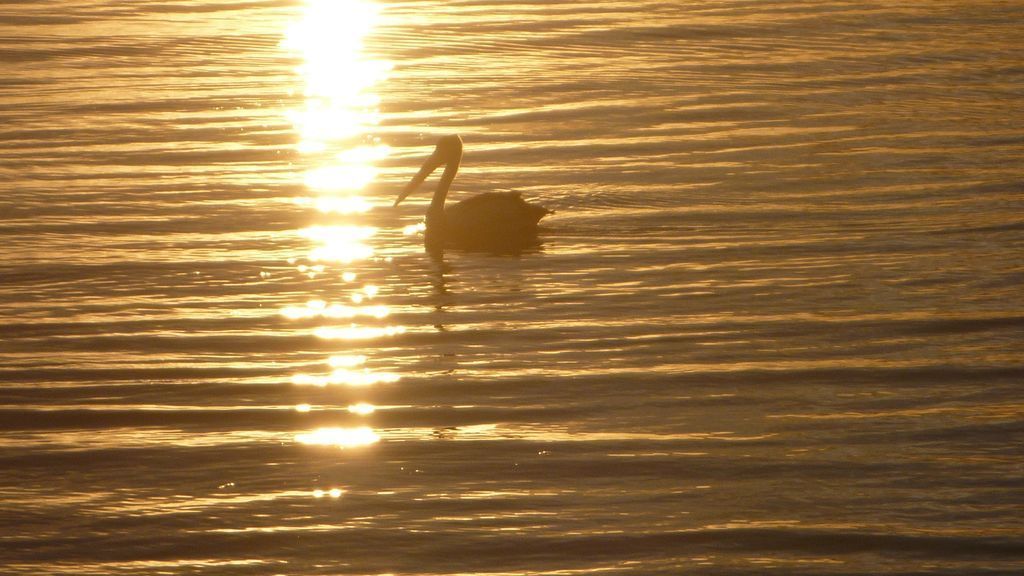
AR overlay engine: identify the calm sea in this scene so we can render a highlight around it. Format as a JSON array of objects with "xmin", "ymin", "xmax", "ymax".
[{"xmin": 2, "ymin": 0, "xmax": 1023, "ymax": 574}]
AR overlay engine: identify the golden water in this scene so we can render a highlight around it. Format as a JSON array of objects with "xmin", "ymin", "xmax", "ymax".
[{"xmin": 1, "ymin": 1, "xmax": 1022, "ymax": 573}]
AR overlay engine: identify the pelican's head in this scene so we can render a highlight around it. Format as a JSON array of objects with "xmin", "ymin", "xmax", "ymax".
[{"xmin": 394, "ymin": 135, "xmax": 464, "ymax": 207}]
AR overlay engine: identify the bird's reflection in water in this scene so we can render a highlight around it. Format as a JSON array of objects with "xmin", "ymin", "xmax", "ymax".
[
  {"xmin": 419, "ymin": 223, "xmax": 545, "ymax": 336},
  {"xmin": 427, "ymin": 249, "xmax": 453, "ymax": 333}
]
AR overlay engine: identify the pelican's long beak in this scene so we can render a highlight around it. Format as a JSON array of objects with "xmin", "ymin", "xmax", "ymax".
[{"xmin": 394, "ymin": 150, "xmax": 444, "ymax": 207}]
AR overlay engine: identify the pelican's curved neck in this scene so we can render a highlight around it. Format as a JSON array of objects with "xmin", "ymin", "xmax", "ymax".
[{"xmin": 429, "ymin": 152, "xmax": 461, "ymax": 217}]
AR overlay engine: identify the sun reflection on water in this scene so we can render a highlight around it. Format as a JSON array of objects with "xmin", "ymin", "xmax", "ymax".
[
  {"xmin": 282, "ymin": 0, "xmax": 391, "ymax": 153},
  {"xmin": 292, "ymin": 368, "xmax": 400, "ymax": 387},
  {"xmin": 292, "ymin": 195, "xmax": 372, "ymax": 214},
  {"xmin": 280, "ymin": 299, "xmax": 389, "ymax": 320},
  {"xmin": 347, "ymin": 402, "xmax": 376, "ymax": 415},
  {"xmin": 283, "ymin": 0, "xmax": 393, "ymax": 215},
  {"xmin": 299, "ymin": 225, "xmax": 377, "ymax": 263},
  {"xmin": 329, "ymin": 355, "xmax": 367, "ymax": 368},
  {"xmin": 296, "ymin": 427, "xmax": 380, "ymax": 448},
  {"xmin": 312, "ymin": 488, "xmax": 345, "ymax": 498},
  {"xmin": 313, "ymin": 325, "xmax": 407, "ymax": 340},
  {"xmin": 282, "ymin": 0, "xmax": 396, "ymax": 459}
]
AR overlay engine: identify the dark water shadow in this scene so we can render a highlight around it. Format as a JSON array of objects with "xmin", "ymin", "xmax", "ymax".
[
  {"xmin": 426, "ymin": 231, "xmax": 545, "ymax": 258},
  {"xmin": 427, "ymin": 249, "xmax": 452, "ymax": 332}
]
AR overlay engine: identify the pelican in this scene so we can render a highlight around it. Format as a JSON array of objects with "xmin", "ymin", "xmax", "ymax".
[{"xmin": 394, "ymin": 135, "xmax": 549, "ymax": 252}]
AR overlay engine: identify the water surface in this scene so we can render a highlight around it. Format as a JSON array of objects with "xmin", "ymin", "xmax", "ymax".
[{"xmin": 2, "ymin": 0, "xmax": 1023, "ymax": 574}]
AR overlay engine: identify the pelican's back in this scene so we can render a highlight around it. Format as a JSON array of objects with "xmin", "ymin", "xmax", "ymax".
[{"xmin": 442, "ymin": 191, "xmax": 549, "ymax": 251}]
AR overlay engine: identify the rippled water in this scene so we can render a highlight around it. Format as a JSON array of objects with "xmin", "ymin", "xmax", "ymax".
[{"xmin": 2, "ymin": 0, "xmax": 1023, "ymax": 574}]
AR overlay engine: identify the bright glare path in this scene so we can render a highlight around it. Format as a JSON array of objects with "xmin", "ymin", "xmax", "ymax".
[
  {"xmin": 299, "ymin": 225, "xmax": 377, "ymax": 263},
  {"xmin": 329, "ymin": 355, "xmax": 367, "ymax": 368},
  {"xmin": 313, "ymin": 325, "xmax": 406, "ymax": 340},
  {"xmin": 281, "ymin": 2, "xmax": 401, "ymax": 452},
  {"xmin": 282, "ymin": 0, "xmax": 392, "ymax": 173},
  {"xmin": 296, "ymin": 427, "xmax": 380, "ymax": 448},
  {"xmin": 292, "ymin": 369, "xmax": 400, "ymax": 387},
  {"xmin": 312, "ymin": 488, "xmax": 345, "ymax": 498},
  {"xmin": 292, "ymin": 195, "xmax": 373, "ymax": 214},
  {"xmin": 280, "ymin": 299, "xmax": 389, "ymax": 320}
]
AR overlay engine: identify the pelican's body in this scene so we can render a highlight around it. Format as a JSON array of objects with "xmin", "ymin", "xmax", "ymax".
[{"xmin": 395, "ymin": 135, "xmax": 549, "ymax": 252}]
